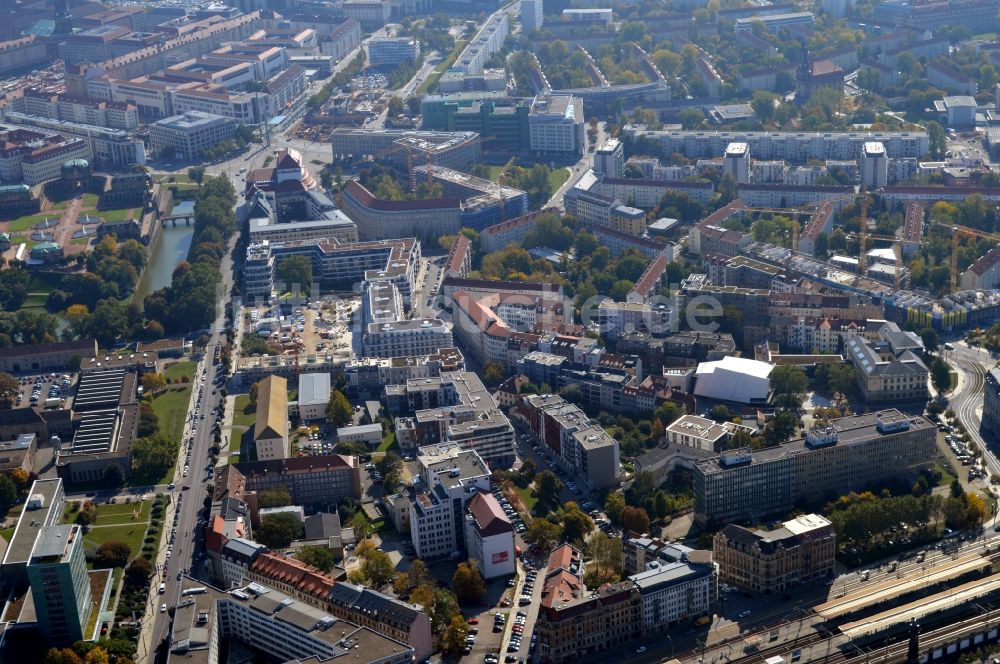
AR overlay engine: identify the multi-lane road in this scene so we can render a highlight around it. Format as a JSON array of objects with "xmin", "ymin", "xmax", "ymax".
[{"xmin": 946, "ymin": 341, "xmax": 1000, "ymax": 479}]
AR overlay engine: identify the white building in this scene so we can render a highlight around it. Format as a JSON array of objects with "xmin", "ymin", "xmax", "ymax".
[
  {"xmin": 962, "ymin": 245, "xmax": 1000, "ymax": 290},
  {"xmin": 368, "ymin": 38, "xmax": 420, "ymax": 68},
  {"xmin": 666, "ymin": 415, "xmax": 758, "ymax": 453},
  {"xmin": 363, "ymin": 319, "xmax": 453, "ymax": 358},
  {"xmin": 529, "ymin": 95, "xmax": 585, "ymax": 158},
  {"xmin": 409, "ymin": 444, "xmax": 491, "ymax": 559},
  {"xmin": 723, "ymin": 142, "xmax": 750, "ymax": 184},
  {"xmin": 693, "ymin": 356, "xmax": 774, "ymax": 404},
  {"xmin": 297, "ymin": 373, "xmax": 331, "ymax": 422},
  {"xmin": 562, "ymin": 8, "xmax": 613, "ymax": 24},
  {"xmin": 521, "ymin": 0, "xmax": 544, "ymax": 32},
  {"xmin": 861, "ymin": 141, "xmax": 887, "ymax": 189},
  {"xmin": 594, "ymin": 137, "xmax": 624, "ymax": 177},
  {"xmin": 631, "ymin": 559, "xmax": 716, "ymax": 631},
  {"xmin": 337, "ymin": 423, "xmax": 385, "ymax": 447},
  {"xmin": 454, "ymin": 12, "xmax": 509, "ymax": 76},
  {"xmin": 464, "ymin": 491, "xmax": 516, "ymax": 579},
  {"xmin": 148, "ymin": 111, "xmax": 236, "ymax": 160}
]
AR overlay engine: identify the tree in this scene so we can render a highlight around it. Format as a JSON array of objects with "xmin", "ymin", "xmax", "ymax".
[
  {"xmin": 587, "ymin": 531, "xmax": 623, "ymax": 582},
  {"xmin": 187, "ymin": 166, "xmax": 206, "ymax": 186},
  {"xmin": 276, "ymin": 255, "xmax": 313, "ymax": 291},
  {"xmin": 296, "ymin": 545, "xmax": 335, "ymax": 572},
  {"xmin": 44, "ymin": 649, "xmax": 84, "ymax": 664},
  {"xmin": 351, "ymin": 510, "xmax": 372, "ymax": 539},
  {"xmin": 764, "ymin": 410, "xmax": 798, "ymax": 445},
  {"xmin": 619, "ymin": 506, "xmax": 650, "ymax": 534},
  {"xmin": 407, "ymin": 558, "xmax": 430, "ymax": 589},
  {"xmin": 83, "ymin": 648, "xmax": 109, "ymax": 664},
  {"xmin": 444, "ymin": 615, "xmax": 470, "ymax": 653},
  {"xmin": 561, "ymin": 503, "xmax": 594, "ymax": 543},
  {"xmin": 75, "ymin": 500, "xmax": 97, "ymax": 526},
  {"xmin": 0, "ymin": 473, "xmax": 17, "ymax": 517},
  {"xmin": 377, "ymin": 452, "xmax": 404, "ymax": 492},
  {"xmin": 770, "ymin": 365, "xmax": 808, "ymax": 408},
  {"xmin": 931, "ymin": 357, "xmax": 953, "ymax": 395},
  {"xmin": 94, "ymin": 541, "xmax": 131, "ymax": 568},
  {"xmin": 534, "ymin": 470, "xmax": 564, "ymax": 509},
  {"xmin": 0, "ymin": 372, "xmax": 17, "ymax": 407},
  {"xmin": 125, "ymin": 556, "xmax": 152, "ymax": 586},
  {"xmin": 604, "ymin": 491, "xmax": 626, "ymax": 524},
  {"xmin": 927, "ymin": 120, "xmax": 946, "ymax": 159},
  {"xmin": 453, "ymin": 560, "xmax": 486, "ymax": 604},
  {"xmin": 103, "ymin": 462, "xmax": 125, "ymax": 489},
  {"xmin": 919, "ymin": 327, "xmax": 940, "ymax": 352},
  {"xmin": 431, "ymin": 588, "xmax": 461, "ymax": 633},
  {"xmin": 483, "ymin": 362, "xmax": 504, "ymax": 388},
  {"xmin": 141, "ymin": 372, "xmax": 166, "ymax": 393},
  {"xmin": 258, "ymin": 486, "xmax": 292, "ymax": 508},
  {"xmin": 326, "ymin": 389, "xmax": 353, "ymax": 426},
  {"xmin": 677, "ymin": 108, "xmax": 705, "ymax": 129},
  {"xmin": 132, "ymin": 433, "xmax": 178, "ymax": 481},
  {"xmin": 256, "ymin": 512, "xmax": 304, "ymax": 548},
  {"xmin": 361, "ymin": 549, "xmax": 395, "ymax": 587},
  {"xmin": 524, "ymin": 518, "xmax": 561, "ymax": 552},
  {"xmin": 387, "ymin": 95, "xmax": 405, "ymax": 116}
]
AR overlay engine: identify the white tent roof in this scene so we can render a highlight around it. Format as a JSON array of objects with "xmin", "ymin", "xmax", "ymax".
[{"xmin": 694, "ymin": 356, "xmax": 773, "ymax": 403}]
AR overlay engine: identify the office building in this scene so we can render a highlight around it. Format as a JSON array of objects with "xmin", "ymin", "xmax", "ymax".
[
  {"xmin": 529, "ymin": 95, "xmax": 585, "ymax": 158},
  {"xmin": 562, "ymin": 8, "xmax": 613, "ymax": 24},
  {"xmin": 2, "ymin": 479, "xmax": 65, "ymax": 582},
  {"xmin": 231, "ymin": 455, "xmax": 362, "ymax": 506},
  {"xmin": 631, "ymin": 556, "xmax": 715, "ymax": 633},
  {"xmin": 845, "ymin": 323, "xmax": 928, "ymax": 404},
  {"xmin": 364, "ymin": 319, "xmax": 454, "ymax": 359},
  {"xmin": 0, "ymin": 36, "xmax": 48, "ymax": 76},
  {"xmin": 723, "ymin": 142, "xmax": 750, "ymax": 184},
  {"xmin": 714, "ymin": 513, "xmax": 835, "ymax": 593},
  {"xmin": 409, "ymin": 444, "xmax": 491, "ymax": 559},
  {"xmin": 149, "ymin": 111, "xmax": 235, "ymax": 160},
  {"xmin": 861, "ymin": 141, "xmax": 887, "ymax": 189},
  {"xmin": 327, "ymin": 582, "xmax": 433, "ymax": 661},
  {"xmin": 26, "ymin": 525, "xmax": 92, "ymax": 645},
  {"xmin": 693, "ymin": 410, "xmax": 936, "ymax": 526},
  {"xmin": 595, "ymin": 138, "xmax": 624, "ymax": 178},
  {"xmin": 465, "ymin": 491, "xmax": 516, "ymax": 578},
  {"xmin": 666, "ymin": 415, "xmax": 757, "ymax": 453},
  {"xmin": 522, "ymin": 0, "xmax": 544, "ymax": 32},
  {"xmin": 734, "ymin": 11, "xmax": 815, "ymax": 32},
  {"xmin": 344, "ymin": 348, "xmax": 465, "ymax": 397},
  {"xmin": 254, "ymin": 375, "xmax": 289, "ymax": 460},
  {"xmin": 369, "ymin": 38, "xmax": 420, "ymax": 67}
]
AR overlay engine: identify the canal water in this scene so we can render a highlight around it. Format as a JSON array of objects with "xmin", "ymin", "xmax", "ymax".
[{"xmin": 133, "ymin": 224, "xmax": 193, "ymax": 306}]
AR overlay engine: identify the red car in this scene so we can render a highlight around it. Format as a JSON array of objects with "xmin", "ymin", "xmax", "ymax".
[{"xmin": 467, "ymin": 618, "xmax": 479, "ymax": 625}]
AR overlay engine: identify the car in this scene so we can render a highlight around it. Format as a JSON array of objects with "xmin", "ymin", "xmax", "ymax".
[
  {"xmin": 738, "ymin": 610, "xmax": 751, "ymax": 618},
  {"xmin": 507, "ymin": 645, "xmax": 519, "ymax": 653},
  {"xmin": 159, "ymin": 583, "xmax": 166, "ymax": 594},
  {"xmin": 160, "ymin": 604, "xmax": 167, "ymax": 613},
  {"xmin": 635, "ymin": 647, "xmax": 647, "ymax": 654},
  {"xmin": 468, "ymin": 618, "xmax": 479, "ymax": 625}
]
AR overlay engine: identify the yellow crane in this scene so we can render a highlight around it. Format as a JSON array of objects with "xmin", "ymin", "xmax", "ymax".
[
  {"xmin": 929, "ymin": 221, "xmax": 1000, "ymax": 291},
  {"xmin": 496, "ymin": 156, "xmax": 516, "ymax": 223}
]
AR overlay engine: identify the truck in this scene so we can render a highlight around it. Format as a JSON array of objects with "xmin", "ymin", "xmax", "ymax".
[
  {"xmin": 44, "ymin": 397, "xmax": 60, "ymax": 408},
  {"xmin": 764, "ymin": 657, "xmax": 786, "ymax": 664}
]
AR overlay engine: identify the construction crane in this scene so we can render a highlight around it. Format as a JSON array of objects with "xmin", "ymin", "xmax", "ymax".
[
  {"xmin": 857, "ymin": 194, "xmax": 870, "ymax": 274},
  {"xmin": 496, "ymin": 156, "xmax": 516, "ymax": 223},
  {"xmin": 846, "ymin": 231, "xmax": 904, "ymax": 290},
  {"xmin": 738, "ymin": 192, "xmax": 858, "ymax": 254},
  {"xmin": 929, "ymin": 221, "xmax": 1000, "ymax": 291}
]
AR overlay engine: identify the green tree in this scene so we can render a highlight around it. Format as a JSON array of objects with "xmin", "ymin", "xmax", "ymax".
[
  {"xmin": 931, "ymin": 357, "xmax": 953, "ymax": 394},
  {"xmin": 0, "ymin": 473, "xmax": 18, "ymax": 518},
  {"xmin": 452, "ymin": 560, "xmax": 486, "ymax": 604},
  {"xmin": 587, "ymin": 531, "xmax": 623, "ymax": 582},
  {"xmin": 93, "ymin": 541, "xmax": 131, "ymax": 568},
  {"xmin": 351, "ymin": 510, "xmax": 373, "ymax": 539},
  {"xmin": 604, "ymin": 491, "xmax": 626, "ymax": 524},
  {"xmin": 483, "ymin": 362, "xmax": 504, "ymax": 388},
  {"xmin": 764, "ymin": 410, "xmax": 798, "ymax": 445},
  {"xmin": 361, "ymin": 549, "xmax": 395, "ymax": 587},
  {"xmin": 561, "ymin": 502, "xmax": 594, "ymax": 544},
  {"xmin": 534, "ymin": 470, "xmax": 564, "ymax": 509},
  {"xmin": 770, "ymin": 365, "xmax": 808, "ymax": 408},
  {"xmin": 677, "ymin": 108, "xmax": 705, "ymax": 129},
  {"xmin": 125, "ymin": 556, "xmax": 152, "ymax": 586},
  {"xmin": 131, "ymin": 433, "xmax": 177, "ymax": 482},
  {"xmin": 376, "ymin": 452, "xmax": 404, "ymax": 493},
  {"xmin": 431, "ymin": 589, "xmax": 461, "ymax": 633},
  {"xmin": 75, "ymin": 500, "xmax": 97, "ymax": 526},
  {"xmin": 187, "ymin": 166, "xmax": 206, "ymax": 186},
  {"xmin": 103, "ymin": 462, "xmax": 125, "ymax": 489},
  {"xmin": 256, "ymin": 512, "xmax": 304, "ymax": 548},
  {"xmin": 0, "ymin": 372, "xmax": 18, "ymax": 407},
  {"xmin": 326, "ymin": 389, "xmax": 353, "ymax": 426},
  {"xmin": 919, "ymin": 327, "xmax": 940, "ymax": 352},
  {"xmin": 926, "ymin": 120, "xmax": 946, "ymax": 159},
  {"xmin": 524, "ymin": 518, "xmax": 561, "ymax": 552},
  {"xmin": 276, "ymin": 255, "xmax": 314, "ymax": 291},
  {"xmin": 258, "ymin": 486, "xmax": 292, "ymax": 508},
  {"xmin": 296, "ymin": 545, "xmax": 335, "ymax": 572}
]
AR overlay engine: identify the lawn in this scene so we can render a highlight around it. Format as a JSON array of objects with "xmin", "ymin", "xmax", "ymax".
[
  {"xmin": 150, "ymin": 386, "xmax": 192, "ymax": 443},
  {"xmin": 164, "ymin": 360, "xmax": 196, "ymax": 383},
  {"xmin": 233, "ymin": 394, "xmax": 256, "ymax": 428},
  {"xmin": 0, "ymin": 526, "xmax": 13, "ymax": 542},
  {"xmin": 28, "ymin": 272, "xmax": 63, "ymax": 292},
  {"xmin": 377, "ymin": 431, "xmax": 397, "ymax": 453},
  {"xmin": 5, "ymin": 213, "xmax": 60, "ymax": 232},
  {"xmin": 64, "ymin": 499, "xmax": 152, "ymax": 564},
  {"xmin": 548, "ymin": 167, "xmax": 571, "ymax": 191},
  {"xmin": 19, "ymin": 293, "xmax": 47, "ymax": 308},
  {"xmin": 515, "ymin": 485, "xmax": 539, "ymax": 514},
  {"xmin": 97, "ymin": 207, "xmax": 137, "ymax": 222},
  {"xmin": 70, "ymin": 237, "xmax": 92, "ymax": 246},
  {"xmin": 81, "ymin": 193, "xmax": 99, "ymax": 208}
]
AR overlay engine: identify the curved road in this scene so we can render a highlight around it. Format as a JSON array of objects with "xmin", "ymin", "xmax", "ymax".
[{"xmin": 948, "ymin": 343, "xmax": 1000, "ymax": 479}]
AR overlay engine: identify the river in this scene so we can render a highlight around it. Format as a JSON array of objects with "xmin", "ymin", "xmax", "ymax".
[{"xmin": 134, "ymin": 224, "xmax": 193, "ymax": 306}]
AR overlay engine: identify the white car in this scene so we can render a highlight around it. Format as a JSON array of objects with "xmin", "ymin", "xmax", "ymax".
[{"xmin": 160, "ymin": 604, "xmax": 167, "ymax": 613}]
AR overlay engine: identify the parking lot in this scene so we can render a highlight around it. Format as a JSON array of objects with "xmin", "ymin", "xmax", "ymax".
[{"xmin": 15, "ymin": 372, "xmax": 75, "ymax": 410}]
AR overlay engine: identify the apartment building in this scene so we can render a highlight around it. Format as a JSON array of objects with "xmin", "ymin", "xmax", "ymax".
[
  {"xmin": 521, "ymin": 0, "xmax": 544, "ymax": 32},
  {"xmin": 363, "ymin": 319, "xmax": 454, "ymax": 358},
  {"xmin": 632, "ymin": 557, "xmax": 715, "ymax": 634},
  {"xmin": 862, "ymin": 141, "xmax": 888, "ymax": 189},
  {"xmin": 480, "ymin": 208, "xmax": 557, "ymax": 253},
  {"xmin": 623, "ymin": 127, "xmax": 929, "ymax": 161},
  {"xmin": 714, "ymin": 513, "xmax": 835, "ymax": 593},
  {"xmin": 344, "ymin": 348, "xmax": 465, "ymax": 397},
  {"xmin": 666, "ymin": 415, "xmax": 757, "ymax": 453},
  {"xmin": 253, "ymin": 375, "xmax": 289, "ymax": 461},
  {"xmin": 387, "ymin": 372, "xmax": 516, "ymax": 465},
  {"xmin": 693, "ymin": 410, "xmax": 936, "ymax": 526},
  {"xmin": 454, "ymin": 12, "xmax": 509, "ymax": 75},
  {"xmin": 149, "ymin": 111, "xmax": 236, "ymax": 160},
  {"xmin": 326, "ymin": 582, "xmax": 433, "ymax": 661},
  {"xmin": 409, "ymin": 444, "xmax": 491, "ymax": 559},
  {"xmin": 0, "ymin": 36, "xmax": 48, "ymax": 76}
]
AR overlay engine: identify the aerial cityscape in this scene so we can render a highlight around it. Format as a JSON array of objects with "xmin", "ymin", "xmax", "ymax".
[{"xmin": 3, "ymin": 0, "xmax": 1000, "ymax": 663}]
